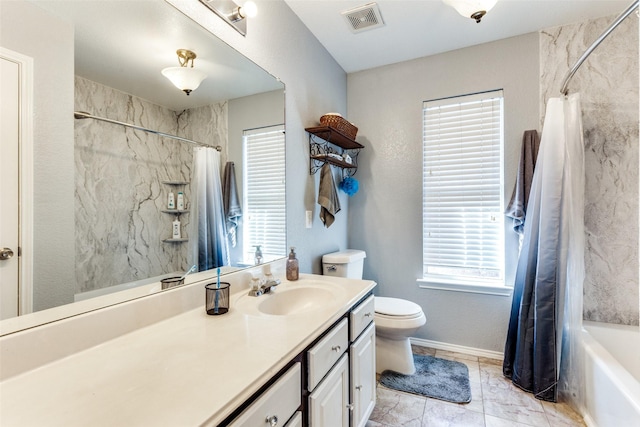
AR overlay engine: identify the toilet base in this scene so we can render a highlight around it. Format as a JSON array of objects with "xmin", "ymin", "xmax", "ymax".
[{"xmin": 375, "ymin": 334, "xmax": 416, "ymax": 375}]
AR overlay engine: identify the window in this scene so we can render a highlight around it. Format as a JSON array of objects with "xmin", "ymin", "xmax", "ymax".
[
  {"xmin": 421, "ymin": 90, "xmax": 505, "ymax": 289},
  {"xmin": 242, "ymin": 125, "xmax": 286, "ymax": 263}
]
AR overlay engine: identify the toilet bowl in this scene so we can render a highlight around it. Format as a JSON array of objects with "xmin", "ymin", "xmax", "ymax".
[
  {"xmin": 322, "ymin": 250, "xmax": 427, "ymax": 376},
  {"xmin": 374, "ymin": 297, "xmax": 426, "ymax": 375}
]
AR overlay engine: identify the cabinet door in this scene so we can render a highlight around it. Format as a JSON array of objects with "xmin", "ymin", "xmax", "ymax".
[
  {"xmin": 350, "ymin": 323, "xmax": 376, "ymax": 427},
  {"xmin": 308, "ymin": 354, "xmax": 349, "ymax": 427}
]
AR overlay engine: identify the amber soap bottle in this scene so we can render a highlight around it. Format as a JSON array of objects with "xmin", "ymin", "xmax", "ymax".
[{"xmin": 286, "ymin": 247, "xmax": 299, "ymax": 281}]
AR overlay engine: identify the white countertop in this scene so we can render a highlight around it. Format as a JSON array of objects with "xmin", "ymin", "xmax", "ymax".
[{"xmin": 0, "ymin": 273, "xmax": 375, "ymax": 426}]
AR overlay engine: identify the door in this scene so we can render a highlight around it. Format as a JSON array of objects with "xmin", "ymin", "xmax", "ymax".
[
  {"xmin": 0, "ymin": 55, "xmax": 20, "ymax": 319},
  {"xmin": 350, "ymin": 323, "xmax": 376, "ymax": 427},
  {"xmin": 0, "ymin": 47, "xmax": 32, "ymax": 319}
]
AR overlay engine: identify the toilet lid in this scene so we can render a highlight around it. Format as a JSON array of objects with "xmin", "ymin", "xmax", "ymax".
[{"xmin": 375, "ymin": 297, "xmax": 423, "ymax": 317}]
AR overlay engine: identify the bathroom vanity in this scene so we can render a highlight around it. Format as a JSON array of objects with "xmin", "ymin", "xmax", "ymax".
[
  {"xmin": 0, "ymin": 264, "xmax": 376, "ymax": 426},
  {"xmin": 225, "ymin": 294, "xmax": 375, "ymax": 426}
]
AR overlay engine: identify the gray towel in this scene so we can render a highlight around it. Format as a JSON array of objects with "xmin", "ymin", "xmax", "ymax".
[
  {"xmin": 222, "ymin": 162, "xmax": 242, "ymax": 247},
  {"xmin": 318, "ymin": 163, "xmax": 341, "ymax": 228},
  {"xmin": 505, "ymin": 130, "xmax": 540, "ymax": 235}
]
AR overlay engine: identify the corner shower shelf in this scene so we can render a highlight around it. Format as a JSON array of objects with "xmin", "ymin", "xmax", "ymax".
[
  {"xmin": 162, "ymin": 238, "xmax": 188, "ymax": 243},
  {"xmin": 306, "ymin": 126, "xmax": 364, "ymax": 176},
  {"xmin": 162, "ymin": 181, "xmax": 189, "ymax": 244},
  {"xmin": 161, "ymin": 209, "xmax": 190, "ymax": 215},
  {"xmin": 162, "ymin": 181, "xmax": 189, "ymax": 186}
]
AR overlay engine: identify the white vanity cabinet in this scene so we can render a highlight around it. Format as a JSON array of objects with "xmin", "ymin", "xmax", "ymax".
[{"xmin": 224, "ymin": 293, "xmax": 376, "ymax": 427}]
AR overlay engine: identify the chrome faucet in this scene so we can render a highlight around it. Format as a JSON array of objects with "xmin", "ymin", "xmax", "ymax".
[
  {"xmin": 262, "ymin": 276, "xmax": 281, "ymax": 293},
  {"xmin": 247, "ymin": 274, "xmax": 281, "ymax": 297}
]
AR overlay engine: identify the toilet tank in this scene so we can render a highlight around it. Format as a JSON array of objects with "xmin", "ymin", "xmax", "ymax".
[{"xmin": 322, "ymin": 250, "xmax": 366, "ymax": 279}]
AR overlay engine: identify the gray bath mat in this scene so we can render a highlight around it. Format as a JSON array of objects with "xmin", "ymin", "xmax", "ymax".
[{"xmin": 380, "ymin": 355, "xmax": 471, "ymax": 403}]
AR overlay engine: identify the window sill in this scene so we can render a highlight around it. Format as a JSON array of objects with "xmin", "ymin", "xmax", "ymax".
[{"xmin": 417, "ymin": 278, "xmax": 513, "ymax": 297}]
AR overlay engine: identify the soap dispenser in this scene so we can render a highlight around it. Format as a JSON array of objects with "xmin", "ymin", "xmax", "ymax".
[
  {"xmin": 254, "ymin": 245, "xmax": 263, "ymax": 265},
  {"xmin": 286, "ymin": 247, "xmax": 299, "ymax": 281}
]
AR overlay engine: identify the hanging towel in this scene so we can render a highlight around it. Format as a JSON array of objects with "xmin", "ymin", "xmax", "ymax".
[
  {"xmin": 505, "ymin": 130, "xmax": 541, "ymax": 235},
  {"xmin": 318, "ymin": 163, "xmax": 341, "ymax": 228},
  {"xmin": 222, "ymin": 161, "xmax": 242, "ymax": 247}
]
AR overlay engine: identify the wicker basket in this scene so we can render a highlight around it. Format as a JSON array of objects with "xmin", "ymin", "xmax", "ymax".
[{"xmin": 320, "ymin": 114, "xmax": 358, "ymax": 140}]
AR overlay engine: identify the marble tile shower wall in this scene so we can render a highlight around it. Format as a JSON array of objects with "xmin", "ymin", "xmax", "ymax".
[
  {"xmin": 540, "ymin": 16, "xmax": 639, "ymax": 325},
  {"xmin": 74, "ymin": 77, "xmax": 227, "ymax": 295}
]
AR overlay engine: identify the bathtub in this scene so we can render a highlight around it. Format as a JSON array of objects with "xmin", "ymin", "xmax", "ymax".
[{"xmin": 582, "ymin": 321, "xmax": 640, "ymax": 427}]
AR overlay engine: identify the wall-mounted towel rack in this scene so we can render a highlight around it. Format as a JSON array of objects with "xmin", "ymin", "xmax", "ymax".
[
  {"xmin": 560, "ymin": 0, "xmax": 639, "ymax": 95},
  {"xmin": 306, "ymin": 126, "xmax": 364, "ymax": 176},
  {"xmin": 74, "ymin": 111, "xmax": 222, "ymax": 151}
]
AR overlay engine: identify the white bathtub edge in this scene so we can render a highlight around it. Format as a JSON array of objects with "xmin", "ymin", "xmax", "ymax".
[{"xmin": 582, "ymin": 325, "xmax": 640, "ymax": 427}]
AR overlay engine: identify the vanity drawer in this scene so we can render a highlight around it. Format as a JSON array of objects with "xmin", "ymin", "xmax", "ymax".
[
  {"xmin": 350, "ymin": 295, "xmax": 375, "ymax": 342},
  {"xmin": 307, "ymin": 318, "xmax": 348, "ymax": 391},
  {"xmin": 228, "ymin": 363, "xmax": 301, "ymax": 427}
]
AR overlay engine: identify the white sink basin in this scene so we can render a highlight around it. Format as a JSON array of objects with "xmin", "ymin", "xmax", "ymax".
[
  {"xmin": 257, "ymin": 287, "xmax": 334, "ymax": 316},
  {"xmin": 235, "ymin": 279, "xmax": 347, "ymax": 317}
]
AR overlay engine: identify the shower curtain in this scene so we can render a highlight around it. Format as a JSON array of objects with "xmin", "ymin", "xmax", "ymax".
[
  {"xmin": 503, "ymin": 94, "xmax": 585, "ymax": 404},
  {"xmin": 192, "ymin": 147, "xmax": 230, "ymax": 271}
]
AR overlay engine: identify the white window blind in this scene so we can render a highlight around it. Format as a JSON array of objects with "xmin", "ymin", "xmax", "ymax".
[
  {"xmin": 242, "ymin": 125, "xmax": 286, "ymax": 262},
  {"xmin": 422, "ymin": 90, "xmax": 504, "ymax": 284}
]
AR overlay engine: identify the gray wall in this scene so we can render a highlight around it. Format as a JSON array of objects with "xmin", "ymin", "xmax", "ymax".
[
  {"xmin": 169, "ymin": 0, "xmax": 350, "ymax": 274},
  {"xmin": 540, "ymin": 16, "xmax": 639, "ymax": 326},
  {"xmin": 347, "ymin": 33, "xmax": 540, "ymax": 352},
  {"xmin": 1, "ymin": 1, "xmax": 75, "ymax": 311}
]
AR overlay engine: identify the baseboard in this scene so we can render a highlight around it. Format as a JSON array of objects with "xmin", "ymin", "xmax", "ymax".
[{"xmin": 410, "ymin": 337, "xmax": 503, "ymax": 360}]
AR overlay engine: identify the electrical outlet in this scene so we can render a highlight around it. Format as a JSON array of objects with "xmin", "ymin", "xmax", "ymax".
[{"xmin": 305, "ymin": 210, "xmax": 313, "ymax": 228}]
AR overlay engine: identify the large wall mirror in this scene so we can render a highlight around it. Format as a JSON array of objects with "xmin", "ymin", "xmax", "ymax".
[{"xmin": 0, "ymin": 0, "xmax": 285, "ymax": 333}]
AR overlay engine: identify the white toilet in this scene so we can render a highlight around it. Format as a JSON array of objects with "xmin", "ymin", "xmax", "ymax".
[{"xmin": 322, "ymin": 250, "xmax": 426, "ymax": 375}]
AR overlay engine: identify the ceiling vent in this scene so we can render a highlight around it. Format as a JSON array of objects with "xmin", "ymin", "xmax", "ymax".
[{"xmin": 341, "ymin": 2, "xmax": 385, "ymax": 34}]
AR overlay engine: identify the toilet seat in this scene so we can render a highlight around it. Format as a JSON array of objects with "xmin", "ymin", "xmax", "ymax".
[
  {"xmin": 375, "ymin": 311, "xmax": 424, "ymax": 321},
  {"xmin": 374, "ymin": 297, "xmax": 426, "ymax": 331},
  {"xmin": 375, "ymin": 297, "xmax": 423, "ymax": 317}
]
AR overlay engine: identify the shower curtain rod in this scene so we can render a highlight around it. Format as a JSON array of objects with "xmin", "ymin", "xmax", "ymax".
[
  {"xmin": 74, "ymin": 111, "xmax": 222, "ymax": 151},
  {"xmin": 560, "ymin": 0, "xmax": 639, "ymax": 95}
]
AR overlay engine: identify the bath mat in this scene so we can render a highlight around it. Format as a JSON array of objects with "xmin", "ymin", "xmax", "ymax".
[{"xmin": 379, "ymin": 355, "xmax": 471, "ymax": 403}]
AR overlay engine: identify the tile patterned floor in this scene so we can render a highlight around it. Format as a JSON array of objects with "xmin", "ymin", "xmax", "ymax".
[{"xmin": 366, "ymin": 345, "xmax": 586, "ymax": 427}]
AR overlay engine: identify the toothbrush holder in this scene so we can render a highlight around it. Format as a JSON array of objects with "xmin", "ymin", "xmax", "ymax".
[
  {"xmin": 161, "ymin": 276, "xmax": 185, "ymax": 290},
  {"xmin": 205, "ymin": 282, "xmax": 230, "ymax": 315}
]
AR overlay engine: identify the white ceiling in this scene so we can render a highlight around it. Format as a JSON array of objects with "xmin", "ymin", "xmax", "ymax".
[
  {"xmin": 32, "ymin": 0, "xmax": 283, "ymax": 111},
  {"xmin": 284, "ymin": 0, "xmax": 633, "ymax": 73}
]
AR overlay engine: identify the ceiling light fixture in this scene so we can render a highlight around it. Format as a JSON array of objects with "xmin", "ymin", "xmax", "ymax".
[
  {"xmin": 443, "ymin": 0, "xmax": 498, "ymax": 23},
  {"xmin": 198, "ymin": 0, "xmax": 258, "ymax": 36},
  {"xmin": 161, "ymin": 49, "xmax": 207, "ymax": 96}
]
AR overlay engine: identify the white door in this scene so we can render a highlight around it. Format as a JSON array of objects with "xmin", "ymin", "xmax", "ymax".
[
  {"xmin": 0, "ymin": 55, "xmax": 20, "ymax": 319},
  {"xmin": 308, "ymin": 354, "xmax": 350, "ymax": 427},
  {"xmin": 350, "ymin": 323, "xmax": 376, "ymax": 427}
]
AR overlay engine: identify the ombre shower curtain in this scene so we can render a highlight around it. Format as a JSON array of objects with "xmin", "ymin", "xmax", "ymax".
[
  {"xmin": 191, "ymin": 147, "xmax": 230, "ymax": 271},
  {"xmin": 503, "ymin": 94, "xmax": 585, "ymax": 405}
]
